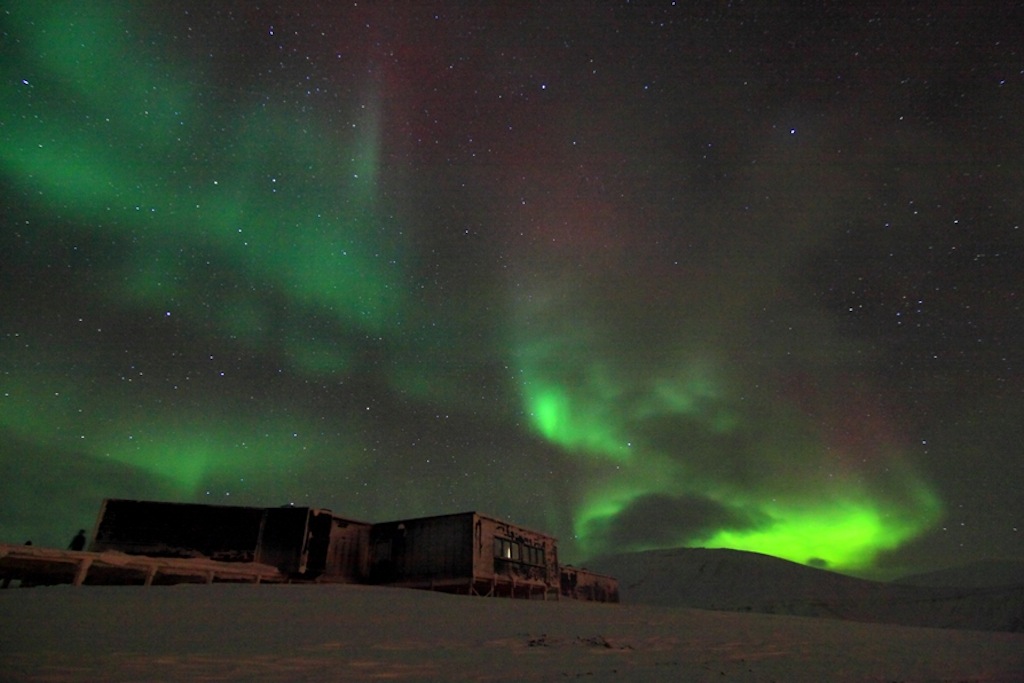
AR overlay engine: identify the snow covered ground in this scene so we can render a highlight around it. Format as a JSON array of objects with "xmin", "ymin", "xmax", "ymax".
[{"xmin": 2, "ymin": 583, "xmax": 1023, "ymax": 682}]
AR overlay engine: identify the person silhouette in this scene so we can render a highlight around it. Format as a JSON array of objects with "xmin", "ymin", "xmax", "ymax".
[{"xmin": 69, "ymin": 529, "xmax": 87, "ymax": 551}]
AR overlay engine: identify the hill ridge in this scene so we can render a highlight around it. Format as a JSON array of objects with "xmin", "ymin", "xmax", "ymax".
[{"xmin": 583, "ymin": 547, "xmax": 1024, "ymax": 632}]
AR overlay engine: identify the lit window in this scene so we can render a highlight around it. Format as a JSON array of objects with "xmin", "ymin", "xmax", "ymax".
[{"xmin": 494, "ymin": 537, "xmax": 513, "ymax": 559}]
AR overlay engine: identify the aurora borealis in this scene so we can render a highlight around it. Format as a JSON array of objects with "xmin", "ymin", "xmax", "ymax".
[{"xmin": 2, "ymin": 2, "xmax": 1021, "ymax": 578}]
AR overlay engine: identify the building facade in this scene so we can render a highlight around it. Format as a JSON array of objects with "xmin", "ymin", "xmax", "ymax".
[
  {"xmin": 369, "ymin": 512, "xmax": 560, "ymax": 598},
  {"xmin": 86, "ymin": 499, "xmax": 617, "ymax": 602}
]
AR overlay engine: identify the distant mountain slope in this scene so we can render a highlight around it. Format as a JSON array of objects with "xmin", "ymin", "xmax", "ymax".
[
  {"xmin": 583, "ymin": 547, "xmax": 1024, "ymax": 632},
  {"xmin": 894, "ymin": 559, "xmax": 1024, "ymax": 588}
]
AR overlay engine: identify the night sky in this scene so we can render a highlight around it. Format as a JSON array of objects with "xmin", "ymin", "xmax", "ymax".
[{"xmin": 2, "ymin": 1, "xmax": 1022, "ymax": 579}]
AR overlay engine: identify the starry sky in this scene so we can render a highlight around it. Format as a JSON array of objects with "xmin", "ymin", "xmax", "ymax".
[{"xmin": 2, "ymin": 1, "xmax": 1022, "ymax": 579}]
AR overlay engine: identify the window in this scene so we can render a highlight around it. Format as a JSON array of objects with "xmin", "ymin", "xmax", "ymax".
[{"xmin": 493, "ymin": 537, "xmax": 545, "ymax": 566}]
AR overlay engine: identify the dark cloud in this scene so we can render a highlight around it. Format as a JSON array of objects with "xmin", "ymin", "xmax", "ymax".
[{"xmin": 584, "ymin": 494, "xmax": 763, "ymax": 554}]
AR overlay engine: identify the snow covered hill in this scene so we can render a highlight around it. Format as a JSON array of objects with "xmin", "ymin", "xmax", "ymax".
[
  {"xmin": 894, "ymin": 559, "xmax": 1024, "ymax": 588},
  {"xmin": 583, "ymin": 547, "xmax": 1024, "ymax": 632}
]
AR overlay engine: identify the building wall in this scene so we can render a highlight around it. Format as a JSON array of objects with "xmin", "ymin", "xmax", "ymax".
[
  {"xmin": 255, "ymin": 506, "xmax": 316, "ymax": 574},
  {"xmin": 91, "ymin": 499, "xmax": 265, "ymax": 561},
  {"xmin": 473, "ymin": 515, "xmax": 559, "ymax": 596},
  {"xmin": 369, "ymin": 513, "xmax": 475, "ymax": 585},
  {"xmin": 368, "ymin": 513, "xmax": 560, "ymax": 597},
  {"xmin": 559, "ymin": 566, "xmax": 620, "ymax": 603},
  {"xmin": 323, "ymin": 516, "xmax": 371, "ymax": 582},
  {"xmin": 91, "ymin": 499, "xmax": 372, "ymax": 581}
]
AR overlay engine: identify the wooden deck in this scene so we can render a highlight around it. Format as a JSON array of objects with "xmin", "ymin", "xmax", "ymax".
[{"xmin": 0, "ymin": 543, "xmax": 287, "ymax": 587}]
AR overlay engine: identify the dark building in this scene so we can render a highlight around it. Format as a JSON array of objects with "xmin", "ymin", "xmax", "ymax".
[
  {"xmin": 369, "ymin": 512, "xmax": 560, "ymax": 598},
  {"xmin": 560, "ymin": 565, "xmax": 620, "ymax": 603},
  {"xmin": 80, "ymin": 498, "xmax": 617, "ymax": 602},
  {"xmin": 91, "ymin": 499, "xmax": 370, "ymax": 580}
]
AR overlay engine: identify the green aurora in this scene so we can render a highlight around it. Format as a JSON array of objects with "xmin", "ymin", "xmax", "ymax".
[
  {"xmin": 15, "ymin": 1, "xmax": 1024, "ymax": 578},
  {"xmin": 2, "ymin": 3, "xmax": 397, "ymax": 504},
  {"xmin": 513, "ymin": 318, "xmax": 941, "ymax": 571}
]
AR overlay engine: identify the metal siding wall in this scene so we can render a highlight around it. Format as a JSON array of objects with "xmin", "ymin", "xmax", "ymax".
[
  {"xmin": 560, "ymin": 566, "xmax": 620, "ymax": 602},
  {"xmin": 474, "ymin": 516, "xmax": 498, "ymax": 582},
  {"xmin": 402, "ymin": 514, "xmax": 473, "ymax": 579},
  {"xmin": 324, "ymin": 519, "xmax": 371, "ymax": 581},
  {"xmin": 368, "ymin": 513, "xmax": 474, "ymax": 583},
  {"xmin": 480, "ymin": 515, "xmax": 558, "ymax": 591},
  {"xmin": 92, "ymin": 500, "xmax": 264, "ymax": 561},
  {"xmin": 256, "ymin": 507, "xmax": 311, "ymax": 573}
]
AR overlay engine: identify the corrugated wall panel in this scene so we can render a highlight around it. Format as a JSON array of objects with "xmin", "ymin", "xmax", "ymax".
[
  {"xmin": 369, "ymin": 513, "xmax": 474, "ymax": 583},
  {"xmin": 92, "ymin": 499, "xmax": 264, "ymax": 561}
]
